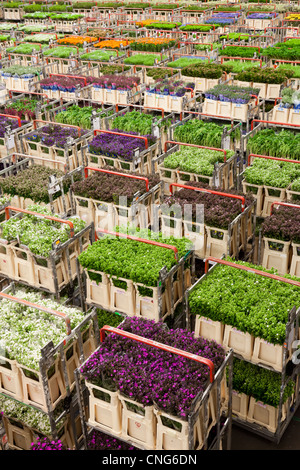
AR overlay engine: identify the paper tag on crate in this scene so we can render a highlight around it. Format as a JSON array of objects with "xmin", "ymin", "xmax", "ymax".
[
  {"xmin": 52, "ymin": 238, "xmax": 61, "ymax": 250},
  {"xmin": 5, "ymin": 134, "xmax": 15, "ymax": 150},
  {"xmin": 153, "ymin": 125, "xmax": 159, "ymax": 138}
]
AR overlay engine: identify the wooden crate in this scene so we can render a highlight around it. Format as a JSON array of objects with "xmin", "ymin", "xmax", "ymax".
[
  {"xmin": 86, "ymin": 381, "xmax": 122, "ymax": 435},
  {"xmin": 0, "ymin": 356, "xmax": 23, "ymax": 401},
  {"xmin": 261, "ymin": 237, "xmax": 291, "ymax": 276},
  {"xmin": 194, "ymin": 315, "xmax": 224, "ymax": 345},
  {"xmin": 222, "ymin": 325, "xmax": 254, "ymax": 361},
  {"xmin": 19, "ymin": 356, "xmax": 67, "ymax": 412},
  {"xmin": 246, "ymin": 396, "xmax": 289, "ymax": 434},
  {"xmin": 290, "ymin": 242, "xmax": 300, "ymax": 277},
  {"xmin": 119, "ymin": 396, "xmax": 156, "ymax": 449},
  {"xmin": 251, "ymin": 337, "xmax": 288, "ymax": 372}
]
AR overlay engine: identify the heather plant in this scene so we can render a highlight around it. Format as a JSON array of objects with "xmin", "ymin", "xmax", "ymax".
[
  {"xmin": 31, "ymin": 437, "xmax": 67, "ymax": 450},
  {"xmin": 26, "ymin": 123, "xmax": 88, "ymax": 149}
]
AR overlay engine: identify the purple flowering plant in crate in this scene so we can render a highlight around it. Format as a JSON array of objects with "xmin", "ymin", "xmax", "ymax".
[
  {"xmin": 88, "ymin": 128, "xmax": 156, "ymax": 161},
  {"xmin": 26, "ymin": 123, "xmax": 89, "ymax": 149},
  {"xmin": 80, "ymin": 316, "xmax": 226, "ymax": 420},
  {"xmin": 87, "ymin": 430, "xmax": 135, "ymax": 450},
  {"xmin": 0, "ymin": 115, "xmax": 27, "ymax": 138}
]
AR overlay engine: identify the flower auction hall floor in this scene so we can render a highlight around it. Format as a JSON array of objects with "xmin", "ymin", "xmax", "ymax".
[{"xmin": 231, "ymin": 405, "xmax": 300, "ymax": 450}]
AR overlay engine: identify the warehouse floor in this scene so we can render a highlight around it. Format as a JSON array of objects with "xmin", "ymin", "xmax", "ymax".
[{"xmin": 230, "ymin": 405, "xmax": 300, "ymax": 450}]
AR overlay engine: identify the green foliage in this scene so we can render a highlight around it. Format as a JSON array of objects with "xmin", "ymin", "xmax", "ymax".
[
  {"xmin": 243, "ymin": 158, "xmax": 300, "ymax": 188},
  {"xmin": 124, "ymin": 53, "xmax": 166, "ymax": 66},
  {"xmin": 0, "ymin": 204, "xmax": 86, "ymax": 258},
  {"xmin": 162, "ymin": 147, "xmax": 233, "ymax": 176},
  {"xmin": 173, "ymin": 119, "xmax": 240, "ymax": 149},
  {"xmin": 55, "ymin": 105, "xmax": 94, "ymax": 129},
  {"xmin": 221, "ymin": 45, "xmax": 260, "ymax": 58},
  {"xmin": 80, "ymin": 50, "xmax": 117, "ymax": 61},
  {"xmin": 188, "ymin": 257, "xmax": 300, "ymax": 345},
  {"xmin": 247, "ymin": 128, "xmax": 300, "ymax": 160},
  {"xmin": 78, "ymin": 229, "xmax": 192, "ymax": 287},
  {"xmin": 43, "ymin": 46, "xmax": 78, "ymax": 58},
  {"xmin": 231, "ymin": 358, "xmax": 295, "ymax": 408}
]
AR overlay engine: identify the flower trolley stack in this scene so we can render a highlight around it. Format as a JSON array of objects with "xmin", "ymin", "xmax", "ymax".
[
  {"xmin": 186, "ymin": 257, "xmax": 300, "ymax": 442},
  {"xmin": 0, "ymin": 283, "xmax": 100, "ymax": 450},
  {"xmin": 75, "ymin": 317, "xmax": 233, "ymax": 450},
  {"xmin": 0, "ymin": 204, "xmax": 93, "ymax": 299},
  {"xmin": 77, "ymin": 228, "xmax": 194, "ymax": 324}
]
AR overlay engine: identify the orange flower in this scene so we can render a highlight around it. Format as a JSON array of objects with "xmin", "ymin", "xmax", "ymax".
[
  {"xmin": 57, "ymin": 36, "xmax": 98, "ymax": 46},
  {"xmin": 94, "ymin": 39, "xmax": 132, "ymax": 49}
]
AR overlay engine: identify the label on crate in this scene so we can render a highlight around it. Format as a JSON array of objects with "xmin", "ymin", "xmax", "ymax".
[
  {"xmin": 52, "ymin": 238, "xmax": 61, "ymax": 250},
  {"xmin": 153, "ymin": 126, "xmax": 159, "ymax": 138},
  {"xmin": 92, "ymin": 117, "xmax": 100, "ymax": 130},
  {"xmin": 5, "ymin": 134, "xmax": 15, "ymax": 150}
]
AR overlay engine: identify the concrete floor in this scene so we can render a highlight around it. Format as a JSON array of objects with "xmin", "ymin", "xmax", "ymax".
[{"xmin": 230, "ymin": 405, "xmax": 300, "ymax": 450}]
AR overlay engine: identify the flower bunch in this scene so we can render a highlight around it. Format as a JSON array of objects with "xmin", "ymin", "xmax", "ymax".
[
  {"xmin": 130, "ymin": 37, "xmax": 177, "ymax": 52},
  {"xmin": 26, "ymin": 123, "xmax": 88, "ymax": 149},
  {"xmin": 205, "ymin": 84, "xmax": 260, "ymax": 104},
  {"xmin": 57, "ymin": 35, "xmax": 98, "ymax": 47},
  {"xmin": 87, "ymin": 430, "xmax": 135, "ymax": 450},
  {"xmin": 31, "ymin": 437, "xmax": 67, "ymax": 450},
  {"xmin": 1, "ymin": 65, "xmax": 41, "ymax": 78},
  {"xmin": 94, "ymin": 39, "xmax": 132, "ymax": 49},
  {"xmin": 146, "ymin": 78, "xmax": 192, "ymax": 96},
  {"xmin": 0, "ymin": 164, "xmax": 70, "ymax": 204},
  {"xmin": 91, "ymin": 75, "xmax": 140, "ymax": 90},
  {"xmin": 0, "ymin": 394, "xmax": 67, "ymax": 436},
  {"xmin": 88, "ymin": 129, "xmax": 155, "ymax": 161},
  {"xmin": 80, "ymin": 50, "xmax": 117, "ymax": 61},
  {"xmin": 78, "ymin": 228, "xmax": 191, "ymax": 288},
  {"xmin": 262, "ymin": 205, "xmax": 300, "ymax": 244},
  {"xmin": 189, "ymin": 257, "xmax": 300, "ymax": 346},
  {"xmin": 6, "ymin": 43, "xmax": 41, "ymax": 55},
  {"xmin": 42, "ymin": 45, "xmax": 78, "ymax": 58},
  {"xmin": 39, "ymin": 75, "xmax": 88, "ymax": 92},
  {"xmin": 0, "ymin": 287, "xmax": 86, "ymax": 370},
  {"xmin": 3, "ymin": 97, "xmax": 39, "ymax": 120},
  {"xmin": 161, "ymin": 181, "xmax": 253, "ymax": 229},
  {"xmin": 71, "ymin": 167, "xmax": 160, "ymax": 204},
  {"xmin": 80, "ymin": 316, "xmax": 226, "ymax": 419},
  {"xmin": 0, "ymin": 115, "xmax": 26, "ymax": 137}
]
